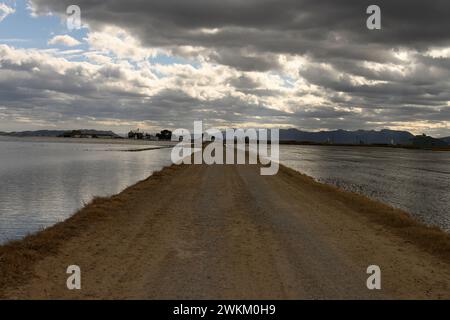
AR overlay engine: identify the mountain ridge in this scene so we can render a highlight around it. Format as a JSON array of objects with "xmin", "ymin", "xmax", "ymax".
[
  {"xmin": 0, "ymin": 129, "xmax": 119, "ymax": 138},
  {"xmin": 1, "ymin": 128, "xmax": 449, "ymax": 146},
  {"xmin": 278, "ymin": 128, "xmax": 416, "ymax": 145}
]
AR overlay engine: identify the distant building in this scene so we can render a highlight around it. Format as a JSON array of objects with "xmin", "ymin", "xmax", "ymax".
[
  {"xmin": 127, "ymin": 129, "xmax": 173, "ymax": 141},
  {"xmin": 145, "ymin": 133, "xmax": 159, "ymax": 141},
  {"xmin": 128, "ymin": 130, "xmax": 144, "ymax": 140},
  {"xmin": 61, "ymin": 130, "xmax": 118, "ymax": 139}
]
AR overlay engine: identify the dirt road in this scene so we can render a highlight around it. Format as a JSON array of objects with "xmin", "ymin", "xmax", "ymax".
[{"xmin": 1, "ymin": 163, "xmax": 450, "ymax": 299}]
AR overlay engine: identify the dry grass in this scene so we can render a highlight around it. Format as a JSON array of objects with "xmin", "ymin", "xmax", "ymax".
[{"xmin": 0, "ymin": 197, "xmax": 110, "ymax": 298}]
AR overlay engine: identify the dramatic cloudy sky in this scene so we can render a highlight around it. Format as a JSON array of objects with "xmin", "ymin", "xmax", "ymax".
[{"xmin": 1, "ymin": 0, "xmax": 450, "ymax": 135}]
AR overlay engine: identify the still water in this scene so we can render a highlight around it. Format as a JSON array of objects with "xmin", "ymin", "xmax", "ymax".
[
  {"xmin": 0, "ymin": 139, "xmax": 173, "ymax": 243},
  {"xmin": 280, "ymin": 145, "xmax": 450, "ymax": 232}
]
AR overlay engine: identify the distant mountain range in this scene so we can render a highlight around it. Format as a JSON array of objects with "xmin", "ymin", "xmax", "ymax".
[
  {"xmin": 439, "ymin": 136, "xmax": 450, "ymax": 145},
  {"xmin": 0, "ymin": 129, "xmax": 120, "ymax": 138},
  {"xmin": 1, "ymin": 128, "xmax": 449, "ymax": 147},
  {"xmin": 0, "ymin": 130, "xmax": 67, "ymax": 137},
  {"xmin": 278, "ymin": 129, "xmax": 416, "ymax": 145},
  {"xmin": 410, "ymin": 135, "xmax": 448, "ymax": 148}
]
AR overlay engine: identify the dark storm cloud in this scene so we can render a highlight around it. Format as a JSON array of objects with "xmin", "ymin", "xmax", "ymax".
[
  {"xmin": 31, "ymin": 0, "xmax": 450, "ymax": 57},
  {"xmin": 209, "ymin": 49, "xmax": 282, "ymax": 72}
]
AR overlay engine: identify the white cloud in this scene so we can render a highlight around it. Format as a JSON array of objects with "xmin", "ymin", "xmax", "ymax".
[
  {"xmin": 0, "ymin": 44, "xmax": 295, "ymax": 130},
  {"xmin": 426, "ymin": 47, "xmax": 450, "ymax": 59},
  {"xmin": 84, "ymin": 52, "xmax": 112, "ymax": 65},
  {"xmin": 85, "ymin": 27, "xmax": 159, "ymax": 62},
  {"xmin": 48, "ymin": 35, "xmax": 81, "ymax": 47},
  {"xmin": 0, "ymin": 3, "xmax": 15, "ymax": 22}
]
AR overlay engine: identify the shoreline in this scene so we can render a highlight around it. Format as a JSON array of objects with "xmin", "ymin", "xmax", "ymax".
[
  {"xmin": 1, "ymin": 163, "xmax": 449, "ymax": 299},
  {"xmin": 280, "ymin": 141, "xmax": 450, "ymax": 152},
  {"xmin": 0, "ymin": 135, "xmax": 178, "ymax": 147},
  {"xmin": 3, "ymin": 136, "xmax": 450, "ymax": 152}
]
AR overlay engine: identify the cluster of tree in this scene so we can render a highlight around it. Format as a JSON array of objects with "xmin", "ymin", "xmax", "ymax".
[
  {"xmin": 128, "ymin": 129, "xmax": 172, "ymax": 141},
  {"xmin": 156, "ymin": 130, "xmax": 172, "ymax": 140},
  {"xmin": 128, "ymin": 130, "xmax": 145, "ymax": 140}
]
